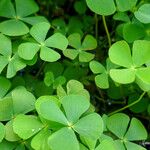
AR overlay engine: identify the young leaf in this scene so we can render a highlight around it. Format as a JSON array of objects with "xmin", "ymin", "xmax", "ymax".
[{"xmin": 0, "ymin": 123, "xmax": 5, "ymax": 142}]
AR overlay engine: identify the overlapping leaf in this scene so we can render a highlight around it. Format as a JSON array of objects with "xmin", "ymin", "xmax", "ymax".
[
  {"xmin": 18, "ymin": 22, "xmax": 68, "ymax": 62},
  {"xmin": 0, "ymin": 0, "xmax": 48, "ymax": 36},
  {"xmin": 63, "ymin": 33, "xmax": 97, "ymax": 62}
]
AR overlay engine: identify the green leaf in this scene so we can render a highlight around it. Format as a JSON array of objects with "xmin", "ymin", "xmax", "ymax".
[
  {"xmin": 31, "ymin": 129, "xmax": 51, "ymax": 150},
  {"xmin": 109, "ymin": 41, "xmax": 133, "ymax": 68},
  {"xmin": 30, "ymin": 22, "xmax": 50, "ymax": 43},
  {"xmin": 0, "ymin": 56, "xmax": 8, "ymax": 73},
  {"xmin": 62, "ymin": 95, "xmax": 90, "ymax": 123},
  {"xmin": 21, "ymin": 16, "xmax": 48, "ymax": 25},
  {"xmin": 110, "ymin": 69, "xmax": 135, "ymax": 84},
  {"xmin": 74, "ymin": 1, "xmax": 87, "ymax": 14},
  {"xmin": 124, "ymin": 118, "xmax": 147, "ymax": 141},
  {"xmin": 0, "ymin": 33, "xmax": 12, "ymax": 56},
  {"xmin": 0, "ymin": 97, "xmax": 13, "ymax": 121},
  {"xmin": 35, "ymin": 96, "xmax": 68, "ymax": 125},
  {"xmin": 48, "ymin": 127, "xmax": 79, "ymax": 150},
  {"xmin": 86, "ymin": 0, "xmax": 116, "ymax": 16},
  {"xmin": 125, "ymin": 141, "xmax": 146, "ymax": 150},
  {"xmin": 68, "ymin": 33, "xmax": 81, "ymax": 49},
  {"xmin": 0, "ymin": 76, "xmax": 11, "ymax": 98},
  {"xmin": 123, "ymin": 23, "xmax": 145, "ymax": 43},
  {"xmin": 0, "ymin": 20, "xmax": 29, "ymax": 36},
  {"xmin": 79, "ymin": 51, "xmax": 94, "ymax": 62},
  {"xmin": 114, "ymin": 140, "xmax": 126, "ymax": 150},
  {"xmin": 40, "ymin": 46, "xmax": 61, "ymax": 62},
  {"xmin": 0, "ymin": 0, "xmax": 15, "ymax": 18},
  {"xmin": 81, "ymin": 35, "xmax": 97, "ymax": 50},
  {"xmin": 107, "ymin": 113, "xmax": 130, "ymax": 139},
  {"xmin": 11, "ymin": 86, "xmax": 36, "ymax": 115},
  {"xmin": 134, "ymin": 4, "xmax": 150, "ymax": 24},
  {"xmin": 5, "ymin": 120, "xmax": 20, "ymax": 142},
  {"xmin": 96, "ymin": 140, "xmax": 116, "ymax": 150},
  {"xmin": 95, "ymin": 73, "xmax": 109, "ymax": 89},
  {"xmin": 44, "ymin": 72, "xmax": 54, "ymax": 86},
  {"xmin": 63, "ymin": 49, "xmax": 79, "ymax": 60},
  {"xmin": 0, "ymin": 122, "xmax": 5, "ymax": 142},
  {"xmin": 116, "ymin": 0, "xmax": 137, "ymax": 12},
  {"xmin": 90, "ymin": 61, "xmax": 105, "ymax": 74},
  {"xmin": 45, "ymin": 33, "xmax": 68, "ymax": 50},
  {"xmin": 132, "ymin": 40, "xmax": 150, "ymax": 67},
  {"xmin": 73, "ymin": 113, "xmax": 103, "ymax": 139},
  {"xmin": 15, "ymin": 0, "xmax": 39, "ymax": 17},
  {"xmin": 18, "ymin": 43, "xmax": 40, "ymax": 60},
  {"xmin": 13, "ymin": 114, "xmax": 43, "ymax": 139}
]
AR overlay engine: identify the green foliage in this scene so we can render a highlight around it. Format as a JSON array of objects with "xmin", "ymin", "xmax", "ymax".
[{"xmin": 0, "ymin": 0, "xmax": 149, "ymax": 149}]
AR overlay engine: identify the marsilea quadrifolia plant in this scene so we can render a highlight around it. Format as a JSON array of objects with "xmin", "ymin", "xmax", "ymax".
[{"xmin": 0, "ymin": 0, "xmax": 150, "ymax": 150}]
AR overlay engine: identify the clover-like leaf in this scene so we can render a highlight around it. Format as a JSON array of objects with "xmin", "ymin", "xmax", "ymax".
[
  {"xmin": 0, "ymin": 123, "xmax": 5, "ymax": 142},
  {"xmin": 73, "ymin": 113, "xmax": 103, "ymax": 140},
  {"xmin": 48, "ymin": 127, "xmax": 79, "ymax": 150},
  {"xmin": 62, "ymin": 95, "xmax": 90, "ymax": 123},
  {"xmin": 18, "ymin": 22, "xmax": 68, "ymax": 62},
  {"xmin": 63, "ymin": 33, "xmax": 96, "ymax": 62},
  {"xmin": 0, "ymin": 34, "xmax": 26, "ymax": 78},
  {"xmin": 134, "ymin": 4, "xmax": 150, "ymax": 24},
  {"xmin": 107, "ymin": 113, "xmax": 147, "ymax": 150},
  {"xmin": 0, "ymin": 0, "xmax": 48, "ymax": 36},
  {"xmin": 13, "ymin": 114, "xmax": 43, "ymax": 139}
]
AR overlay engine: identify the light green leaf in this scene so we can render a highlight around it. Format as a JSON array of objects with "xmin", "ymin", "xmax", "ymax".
[
  {"xmin": 45, "ymin": 33, "xmax": 68, "ymax": 50},
  {"xmin": 5, "ymin": 120, "xmax": 20, "ymax": 142},
  {"xmin": 134, "ymin": 4, "xmax": 150, "ymax": 24},
  {"xmin": 0, "ymin": 122, "xmax": 5, "ymax": 142},
  {"xmin": 48, "ymin": 127, "xmax": 79, "ymax": 150},
  {"xmin": 0, "ymin": 56, "xmax": 8, "ymax": 73},
  {"xmin": 86, "ymin": 0, "xmax": 116, "ymax": 16},
  {"xmin": 0, "ymin": 76, "xmax": 11, "ymax": 98},
  {"xmin": 40, "ymin": 46, "xmax": 61, "ymax": 62},
  {"xmin": 116, "ymin": 0, "xmax": 137, "ymax": 12},
  {"xmin": 73, "ymin": 113, "xmax": 103, "ymax": 139},
  {"xmin": 30, "ymin": 22, "xmax": 50, "ymax": 43},
  {"xmin": 63, "ymin": 49, "xmax": 79, "ymax": 60},
  {"xmin": 0, "ymin": 0, "xmax": 15, "ymax": 18},
  {"xmin": 96, "ymin": 140, "xmax": 116, "ymax": 150},
  {"xmin": 0, "ymin": 33, "xmax": 12, "ymax": 56},
  {"xmin": 132, "ymin": 40, "xmax": 150, "ymax": 67},
  {"xmin": 31, "ymin": 129, "xmax": 51, "ymax": 150},
  {"xmin": 123, "ymin": 23, "xmax": 145, "ymax": 43},
  {"xmin": 35, "ymin": 96, "xmax": 68, "ymax": 125},
  {"xmin": 15, "ymin": 0, "xmax": 39, "ymax": 17},
  {"xmin": 62, "ymin": 95, "xmax": 90, "ymax": 123},
  {"xmin": 109, "ymin": 41, "xmax": 133, "ymax": 68},
  {"xmin": 12, "ymin": 86, "xmax": 36, "ymax": 115},
  {"xmin": 13, "ymin": 114, "xmax": 43, "ymax": 139},
  {"xmin": 114, "ymin": 140, "xmax": 126, "ymax": 150},
  {"xmin": 44, "ymin": 72, "xmax": 54, "ymax": 86},
  {"xmin": 90, "ymin": 60, "xmax": 105, "ymax": 74},
  {"xmin": 110, "ymin": 69, "xmax": 135, "ymax": 84},
  {"xmin": 68, "ymin": 33, "xmax": 81, "ymax": 49},
  {"xmin": 0, "ymin": 97, "xmax": 13, "ymax": 121},
  {"xmin": 125, "ymin": 141, "xmax": 146, "ymax": 150},
  {"xmin": 81, "ymin": 35, "xmax": 97, "ymax": 50},
  {"xmin": 18, "ymin": 43, "xmax": 40, "ymax": 60},
  {"xmin": 95, "ymin": 73, "xmax": 109, "ymax": 89},
  {"xmin": 0, "ymin": 20, "xmax": 29, "ymax": 36},
  {"xmin": 124, "ymin": 118, "xmax": 147, "ymax": 141},
  {"xmin": 107, "ymin": 113, "xmax": 130, "ymax": 139},
  {"xmin": 21, "ymin": 16, "xmax": 48, "ymax": 25},
  {"xmin": 79, "ymin": 51, "xmax": 94, "ymax": 62},
  {"xmin": 6, "ymin": 62, "xmax": 16, "ymax": 78}
]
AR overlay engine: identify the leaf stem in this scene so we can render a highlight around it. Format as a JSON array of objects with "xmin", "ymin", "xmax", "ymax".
[
  {"xmin": 102, "ymin": 15, "xmax": 111, "ymax": 47},
  {"xmin": 108, "ymin": 91, "xmax": 146, "ymax": 116},
  {"xmin": 35, "ymin": 62, "xmax": 46, "ymax": 78},
  {"xmin": 95, "ymin": 14, "xmax": 98, "ymax": 40}
]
